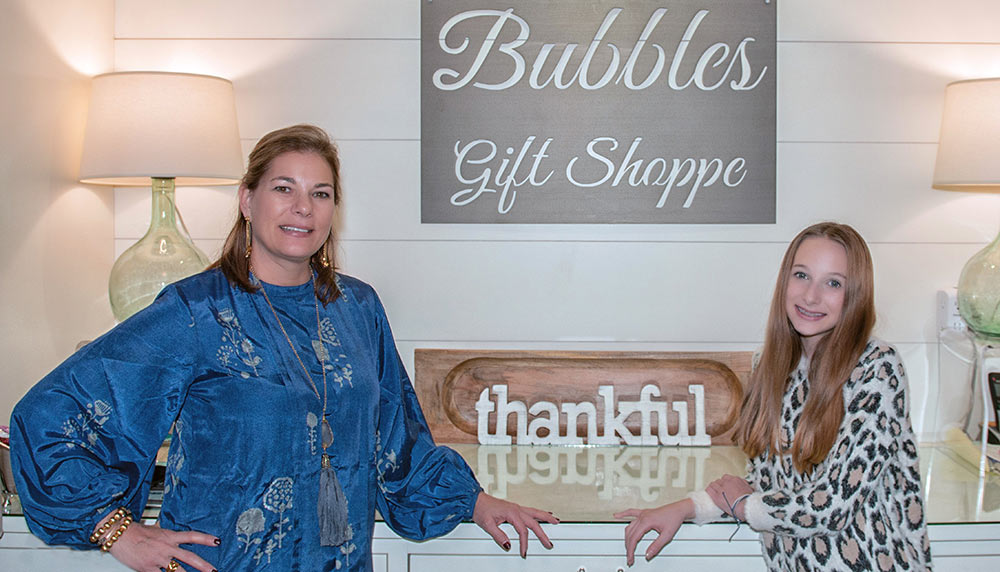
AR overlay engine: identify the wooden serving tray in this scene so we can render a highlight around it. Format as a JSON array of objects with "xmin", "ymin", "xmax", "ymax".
[{"xmin": 415, "ymin": 350, "xmax": 752, "ymax": 445}]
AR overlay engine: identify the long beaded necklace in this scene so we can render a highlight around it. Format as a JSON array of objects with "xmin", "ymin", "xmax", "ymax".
[{"xmin": 251, "ymin": 266, "xmax": 349, "ymax": 546}]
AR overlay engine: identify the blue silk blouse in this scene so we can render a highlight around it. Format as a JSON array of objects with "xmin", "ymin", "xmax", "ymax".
[{"xmin": 10, "ymin": 268, "xmax": 481, "ymax": 571}]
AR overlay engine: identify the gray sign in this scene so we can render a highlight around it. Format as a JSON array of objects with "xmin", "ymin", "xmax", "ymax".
[{"xmin": 421, "ymin": 1, "xmax": 776, "ymax": 223}]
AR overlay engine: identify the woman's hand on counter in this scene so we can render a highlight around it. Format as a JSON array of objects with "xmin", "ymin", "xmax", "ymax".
[
  {"xmin": 615, "ymin": 498, "xmax": 694, "ymax": 566},
  {"xmin": 472, "ymin": 491, "xmax": 559, "ymax": 558},
  {"xmin": 107, "ymin": 522, "xmax": 219, "ymax": 572}
]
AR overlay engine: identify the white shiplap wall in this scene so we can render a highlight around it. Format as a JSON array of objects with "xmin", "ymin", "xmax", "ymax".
[
  {"xmin": 110, "ymin": 0, "xmax": 1000, "ymax": 440},
  {"xmin": 0, "ymin": 0, "xmax": 116, "ymax": 425}
]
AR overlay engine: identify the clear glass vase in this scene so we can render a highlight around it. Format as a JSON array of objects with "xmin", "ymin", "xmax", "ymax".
[
  {"xmin": 958, "ymin": 228, "xmax": 1000, "ymax": 340},
  {"xmin": 108, "ymin": 178, "xmax": 209, "ymax": 322}
]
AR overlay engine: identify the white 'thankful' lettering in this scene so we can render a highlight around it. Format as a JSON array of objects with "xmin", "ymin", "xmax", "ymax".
[{"xmin": 475, "ymin": 384, "xmax": 710, "ymax": 446}]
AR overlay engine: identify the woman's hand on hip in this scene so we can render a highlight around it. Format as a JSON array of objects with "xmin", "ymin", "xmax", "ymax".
[{"xmin": 108, "ymin": 521, "xmax": 219, "ymax": 572}]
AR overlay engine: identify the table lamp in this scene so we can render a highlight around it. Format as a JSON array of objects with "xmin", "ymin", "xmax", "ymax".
[
  {"xmin": 933, "ymin": 78, "xmax": 1000, "ymax": 339},
  {"xmin": 79, "ymin": 72, "xmax": 243, "ymax": 322}
]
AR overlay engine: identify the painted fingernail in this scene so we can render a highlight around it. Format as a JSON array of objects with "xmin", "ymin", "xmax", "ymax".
[
  {"xmin": 502, "ymin": 541, "xmax": 511, "ymax": 551},
  {"xmin": 214, "ymin": 537, "xmax": 221, "ymax": 545}
]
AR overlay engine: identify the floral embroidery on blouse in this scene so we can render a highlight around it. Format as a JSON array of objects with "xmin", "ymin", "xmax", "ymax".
[
  {"xmin": 61, "ymin": 399, "xmax": 111, "ymax": 451},
  {"xmin": 306, "ymin": 412, "xmax": 319, "ymax": 456},
  {"xmin": 374, "ymin": 431, "xmax": 400, "ymax": 495},
  {"xmin": 215, "ymin": 307, "xmax": 262, "ymax": 379},
  {"xmin": 316, "ymin": 318, "xmax": 353, "ymax": 388},
  {"xmin": 337, "ymin": 535, "xmax": 358, "ymax": 569},
  {"xmin": 236, "ymin": 508, "xmax": 266, "ymax": 554},
  {"xmin": 238, "ymin": 476, "xmax": 296, "ymax": 566}
]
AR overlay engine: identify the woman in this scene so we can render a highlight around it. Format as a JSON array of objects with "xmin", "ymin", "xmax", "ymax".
[
  {"xmin": 616, "ymin": 222, "xmax": 931, "ymax": 570},
  {"xmin": 11, "ymin": 124, "xmax": 556, "ymax": 571}
]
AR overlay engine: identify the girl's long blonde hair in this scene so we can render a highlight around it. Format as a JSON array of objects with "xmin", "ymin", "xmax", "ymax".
[{"xmin": 734, "ymin": 222, "xmax": 875, "ymax": 473}]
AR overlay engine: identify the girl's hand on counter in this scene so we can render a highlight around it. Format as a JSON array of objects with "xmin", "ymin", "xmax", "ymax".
[
  {"xmin": 706, "ymin": 474, "xmax": 753, "ymax": 521},
  {"xmin": 106, "ymin": 521, "xmax": 219, "ymax": 572},
  {"xmin": 615, "ymin": 498, "xmax": 693, "ymax": 566},
  {"xmin": 473, "ymin": 492, "xmax": 559, "ymax": 558}
]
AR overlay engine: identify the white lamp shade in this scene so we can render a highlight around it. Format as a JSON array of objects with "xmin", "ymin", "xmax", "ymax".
[
  {"xmin": 79, "ymin": 71, "xmax": 243, "ymax": 186},
  {"xmin": 932, "ymin": 77, "xmax": 1000, "ymax": 192}
]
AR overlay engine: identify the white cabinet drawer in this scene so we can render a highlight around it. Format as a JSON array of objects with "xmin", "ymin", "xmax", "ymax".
[{"xmin": 409, "ymin": 554, "xmax": 766, "ymax": 572}]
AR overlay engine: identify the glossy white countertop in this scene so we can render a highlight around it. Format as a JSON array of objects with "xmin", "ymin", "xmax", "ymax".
[
  {"xmin": 3, "ymin": 444, "xmax": 998, "ymax": 525},
  {"xmin": 453, "ymin": 443, "xmax": 1000, "ymax": 524}
]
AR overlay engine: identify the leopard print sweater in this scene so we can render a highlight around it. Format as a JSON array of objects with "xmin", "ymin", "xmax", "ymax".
[{"xmin": 690, "ymin": 340, "xmax": 932, "ymax": 571}]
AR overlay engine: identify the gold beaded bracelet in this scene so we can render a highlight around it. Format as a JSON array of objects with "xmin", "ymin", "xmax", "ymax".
[
  {"xmin": 88, "ymin": 507, "xmax": 132, "ymax": 548},
  {"xmin": 100, "ymin": 514, "xmax": 133, "ymax": 552}
]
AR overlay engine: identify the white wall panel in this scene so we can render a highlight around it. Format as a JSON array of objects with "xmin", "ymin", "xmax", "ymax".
[
  {"xmin": 116, "ymin": 0, "xmax": 419, "ymax": 39},
  {"xmin": 776, "ymin": 143, "xmax": 1000, "ymax": 244},
  {"xmin": 335, "ymin": 241, "xmax": 966, "ymax": 344},
  {"xmin": 779, "ymin": 42, "xmax": 1000, "ymax": 143},
  {"xmin": 115, "ymin": 0, "xmax": 1000, "ymax": 45},
  {"xmin": 779, "ymin": 1, "xmax": 1000, "ymax": 43},
  {"xmin": 338, "ymin": 240, "xmax": 779, "ymax": 343},
  {"xmin": 114, "ymin": 39, "xmax": 419, "ymax": 140},
  {"xmin": 0, "ymin": 0, "xmax": 116, "ymax": 422}
]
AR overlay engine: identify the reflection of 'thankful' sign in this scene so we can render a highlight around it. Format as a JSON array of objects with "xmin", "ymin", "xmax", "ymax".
[{"xmin": 414, "ymin": 350, "xmax": 751, "ymax": 446}]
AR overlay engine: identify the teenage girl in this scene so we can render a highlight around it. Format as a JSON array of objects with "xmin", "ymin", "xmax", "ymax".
[{"xmin": 616, "ymin": 222, "xmax": 931, "ymax": 570}]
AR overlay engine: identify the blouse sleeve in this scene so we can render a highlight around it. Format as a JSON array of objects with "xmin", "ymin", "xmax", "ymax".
[
  {"xmin": 10, "ymin": 286, "xmax": 198, "ymax": 548},
  {"xmin": 742, "ymin": 345, "xmax": 913, "ymax": 537},
  {"xmin": 369, "ymin": 298, "xmax": 482, "ymax": 541}
]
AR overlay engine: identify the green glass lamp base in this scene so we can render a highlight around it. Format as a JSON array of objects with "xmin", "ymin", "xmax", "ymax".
[
  {"xmin": 958, "ymin": 229, "xmax": 1000, "ymax": 339},
  {"xmin": 109, "ymin": 178, "xmax": 209, "ymax": 322}
]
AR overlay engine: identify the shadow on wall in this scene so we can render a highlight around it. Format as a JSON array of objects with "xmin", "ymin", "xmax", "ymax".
[{"xmin": 0, "ymin": 0, "xmax": 115, "ymax": 425}]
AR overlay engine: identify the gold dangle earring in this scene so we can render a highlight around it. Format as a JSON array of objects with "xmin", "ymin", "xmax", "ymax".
[
  {"xmin": 320, "ymin": 233, "xmax": 331, "ymax": 267},
  {"xmin": 320, "ymin": 241, "xmax": 330, "ymax": 268},
  {"xmin": 244, "ymin": 218, "xmax": 253, "ymax": 259}
]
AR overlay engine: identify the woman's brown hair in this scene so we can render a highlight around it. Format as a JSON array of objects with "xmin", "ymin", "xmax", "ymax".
[
  {"xmin": 212, "ymin": 124, "xmax": 342, "ymax": 304},
  {"xmin": 734, "ymin": 222, "xmax": 876, "ymax": 473}
]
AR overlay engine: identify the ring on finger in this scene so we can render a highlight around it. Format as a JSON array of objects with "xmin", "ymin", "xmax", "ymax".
[{"xmin": 166, "ymin": 560, "xmax": 180, "ymax": 571}]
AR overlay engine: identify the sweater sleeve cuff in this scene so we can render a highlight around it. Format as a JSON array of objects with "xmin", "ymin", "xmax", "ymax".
[
  {"xmin": 687, "ymin": 490, "xmax": 724, "ymax": 524},
  {"xmin": 742, "ymin": 492, "xmax": 778, "ymax": 531}
]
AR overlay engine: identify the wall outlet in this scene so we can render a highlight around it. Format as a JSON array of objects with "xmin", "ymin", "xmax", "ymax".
[{"xmin": 938, "ymin": 288, "xmax": 966, "ymax": 332}]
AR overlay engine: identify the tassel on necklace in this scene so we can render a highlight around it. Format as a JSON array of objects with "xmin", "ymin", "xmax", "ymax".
[
  {"xmin": 318, "ymin": 415, "xmax": 350, "ymax": 546},
  {"xmin": 318, "ymin": 454, "xmax": 351, "ymax": 546}
]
